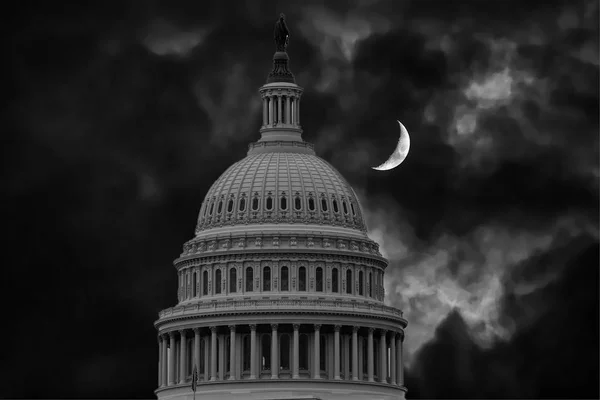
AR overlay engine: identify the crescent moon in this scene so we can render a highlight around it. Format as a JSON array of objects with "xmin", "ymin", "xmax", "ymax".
[{"xmin": 372, "ymin": 120, "xmax": 411, "ymax": 171}]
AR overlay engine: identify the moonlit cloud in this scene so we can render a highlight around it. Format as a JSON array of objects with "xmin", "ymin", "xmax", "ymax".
[{"xmin": 142, "ymin": 18, "xmax": 208, "ymax": 57}]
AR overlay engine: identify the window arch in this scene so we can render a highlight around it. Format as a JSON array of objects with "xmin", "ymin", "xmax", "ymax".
[
  {"xmin": 215, "ymin": 269, "xmax": 222, "ymax": 294},
  {"xmin": 252, "ymin": 196, "xmax": 259, "ymax": 211},
  {"xmin": 332, "ymin": 199, "xmax": 339, "ymax": 213},
  {"xmin": 209, "ymin": 202, "xmax": 214, "ymax": 215},
  {"xmin": 263, "ymin": 266, "xmax": 271, "ymax": 291},
  {"xmin": 342, "ymin": 200, "xmax": 348, "ymax": 214},
  {"xmin": 299, "ymin": 266, "xmax": 306, "ymax": 291},
  {"xmin": 332, "ymin": 268, "xmax": 339, "ymax": 293},
  {"xmin": 227, "ymin": 198, "xmax": 234, "ymax": 213},
  {"xmin": 266, "ymin": 196, "xmax": 273, "ymax": 210},
  {"xmin": 308, "ymin": 197, "xmax": 315, "ymax": 211},
  {"xmin": 281, "ymin": 266, "xmax": 289, "ymax": 291},
  {"xmin": 316, "ymin": 267, "xmax": 323, "ymax": 292},
  {"xmin": 280, "ymin": 196, "xmax": 287, "ymax": 210},
  {"xmin": 346, "ymin": 269, "xmax": 352, "ymax": 294},
  {"xmin": 203, "ymin": 270, "xmax": 208, "ymax": 295},
  {"xmin": 280, "ymin": 334, "xmax": 290, "ymax": 370},
  {"xmin": 261, "ymin": 334, "xmax": 271, "ymax": 370},
  {"xmin": 239, "ymin": 197, "xmax": 246, "ymax": 211},
  {"xmin": 245, "ymin": 267, "xmax": 253, "ymax": 292},
  {"xmin": 369, "ymin": 272, "xmax": 373, "ymax": 297},
  {"xmin": 217, "ymin": 199, "xmax": 223, "ymax": 214},
  {"xmin": 193, "ymin": 271, "xmax": 197, "ymax": 297},
  {"xmin": 299, "ymin": 334, "xmax": 309, "ymax": 370},
  {"xmin": 294, "ymin": 195, "xmax": 302, "ymax": 210},
  {"xmin": 321, "ymin": 197, "xmax": 328, "ymax": 212},
  {"xmin": 350, "ymin": 202, "xmax": 356, "ymax": 216},
  {"xmin": 229, "ymin": 268, "xmax": 237, "ymax": 293},
  {"xmin": 359, "ymin": 271, "xmax": 364, "ymax": 295}
]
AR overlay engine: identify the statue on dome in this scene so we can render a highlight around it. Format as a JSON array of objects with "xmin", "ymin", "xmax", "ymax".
[{"xmin": 274, "ymin": 13, "xmax": 290, "ymax": 52}]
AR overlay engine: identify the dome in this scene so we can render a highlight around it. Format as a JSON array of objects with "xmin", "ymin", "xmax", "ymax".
[{"xmin": 194, "ymin": 147, "xmax": 367, "ymax": 235}]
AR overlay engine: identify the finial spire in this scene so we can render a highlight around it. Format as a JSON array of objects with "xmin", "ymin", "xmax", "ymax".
[{"xmin": 267, "ymin": 13, "xmax": 295, "ymax": 83}]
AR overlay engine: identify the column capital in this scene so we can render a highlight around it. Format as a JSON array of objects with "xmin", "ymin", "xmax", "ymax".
[
  {"xmin": 157, "ymin": 335, "xmax": 163, "ymax": 343},
  {"xmin": 228, "ymin": 325, "xmax": 236, "ymax": 332},
  {"xmin": 193, "ymin": 327, "xmax": 201, "ymax": 335},
  {"xmin": 249, "ymin": 324, "xmax": 257, "ymax": 331},
  {"xmin": 399, "ymin": 331, "xmax": 405, "ymax": 342},
  {"xmin": 293, "ymin": 323, "xmax": 300, "ymax": 330},
  {"xmin": 314, "ymin": 324, "xmax": 321, "ymax": 331},
  {"xmin": 379, "ymin": 329, "xmax": 387, "ymax": 337},
  {"xmin": 334, "ymin": 325, "xmax": 341, "ymax": 332},
  {"xmin": 209, "ymin": 326, "xmax": 217, "ymax": 333},
  {"xmin": 271, "ymin": 323, "xmax": 278, "ymax": 331},
  {"xmin": 169, "ymin": 331, "xmax": 177, "ymax": 338},
  {"xmin": 352, "ymin": 326, "xmax": 360, "ymax": 333},
  {"xmin": 179, "ymin": 329, "xmax": 187, "ymax": 336},
  {"xmin": 368, "ymin": 327, "xmax": 374, "ymax": 334}
]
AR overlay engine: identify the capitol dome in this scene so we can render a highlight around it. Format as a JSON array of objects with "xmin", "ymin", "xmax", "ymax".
[{"xmin": 155, "ymin": 15, "xmax": 407, "ymax": 400}]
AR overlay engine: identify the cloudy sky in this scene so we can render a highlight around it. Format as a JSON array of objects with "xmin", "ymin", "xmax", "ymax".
[{"xmin": 3, "ymin": 0, "xmax": 598, "ymax": 398}]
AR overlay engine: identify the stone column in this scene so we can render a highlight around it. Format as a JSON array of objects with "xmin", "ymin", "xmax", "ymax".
[
  {"xmin": 203, "ymin": 334, "xmax": 209, "ymax": 381},
  {"xmin": 161, "ymin": 334, "xmax": 168, "ymax": 386},
  {"xmin": 296, "ymin": 97, "xmax": 300, "ymax": 125},
  {"xmin": 334, "ymin": 325, "xmax": 341, "ymax": 380},
  {"xmin": 285, "ymin": 96, "xmax": 291, "ymax": 124},
  {"xmin": 268, "ymin": 97, "xmax": 273, "ymax": 126},
  {"xmin": 292, "ymin": 324, "xmax": 300, "ymax": 378},
  {"xmin": 263, "ymin": 97, "xmax": 268, "ymax": 126},
  {"xmin": 367, "ymin": 328, "xmax": 374, "ymax": 382},
  {"xmin": 210, "ymin": 327, "xmax": 217, "ymax": 381},
  {"xmin": 397, "ymin": 332, "xmax": 404, "ymax": 386},
  {"xmin": 218, "ymin": 334, "xmax": 225, "ymax": 380},
  {"xmin": 352, "ymin": 327, "xmax": 359, "ymax": 380},
  {"xmin": 229, "ymin": 325, "xmax": 236, "ymax": 380},
  {"xmin": 358, "ymin": 335, "xmax": 364, "ymax": 380},
  {"xmin": 250, "ymin": 324, "xmax": 257, "ymax": 379},
  {"xmin": 379, "ymin": 330, "xmax": 387, "ymax": 383},
  {"xmin": 271, "ymin": 324, "xmax": 279, "ymax": 379},
  {"xmin": 158, "ymin": 336, "xmax": 162, "ymax": 387},
  {"xmin": 194, "ymin": 328, "xmax": 201, "ymax": 373},
  {"xmin": 277, "ymin": 95, "xmax": 282, "ymax": 124},
  {"xmin": 168, "ymin": 332, "xmax": 176, "ymax": 385},
  {"xmin": 313, "ymin": 324, "xmax": 321, "ymax": 379},
  {"xmin": 179, "ymin": 330, "xmax": 187, "ymax": 384},
  {"xmin": 390, "ymin": 332, "xmax": 397, "ymax": 385}
]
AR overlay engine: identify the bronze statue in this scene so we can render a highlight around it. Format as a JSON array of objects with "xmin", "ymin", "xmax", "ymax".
[{"xmin": 274, "ymin": 13, "xmax": 289, "ymax": 51}]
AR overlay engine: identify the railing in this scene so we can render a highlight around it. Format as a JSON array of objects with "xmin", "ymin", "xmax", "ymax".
[
  {"xmin": 158, "ymin": 297, "xmax": 403, "ymax": 319},
  {"xmin": 247, "ymin": 140, "xmax": 315, "ymax": 151}
]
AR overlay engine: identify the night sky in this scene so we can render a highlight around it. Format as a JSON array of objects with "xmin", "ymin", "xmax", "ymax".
[{"xmin": 3, "ymin": 0, "xmax": 599, "ymax": 398}]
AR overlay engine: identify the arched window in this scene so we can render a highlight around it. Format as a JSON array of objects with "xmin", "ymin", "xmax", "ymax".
[
  {"xmin": 332, "ymin": 268, "xmax": 339, "ymax": 293},
  {"xmin": 203, "ymin": 202, "xmax": 208, "ymax": 217},
  {"xmin": 308, "ymin": 197, "xmax": 315, "ymax": 211},
  {"xmin": 227, "ymin": 198, "xmax": 234, "ymax": 213},
  {"xmin": 299, "ymin": 266, "xmax": 306, "ymax": 291},
  {"xmin": 243, "ymin": 335, "xmax": 251, "ymax": 371},
  {"xmin": 320, "ymin": 334, "xmax": 326, "ymax": 371},
  {"xmin": 333, "ymin": 199, "xmax": 339, "ymax": 213},
  {"xmin": 321, "ymin": 197, "xmax": 328, "ymax": 212},
  {"xmin": 229, "ymin": 268, "xmax": 237, "ymax": 293},
  {"xmin": 316, "ymin": 267, "xmax": 323, "ymax": 292},
  {"xmin": 209, "ymin": 202, "xmax": 214, "ymax": 215},
  {"xmin": 369, "ymin": 272, "xmax": 372, "ymax": 297},
  {"xmin": 342, "ymin": 200, "xmax": 348, "ymax": 214},
  {"xmin": 261, "ymin": 334, "xmax": 271, "ymax": 370},
  {"xmin": 252, "ymin": 197, "xmax": 259, "ymax": 211},
  {"xmin": 217, "ymin": 200, "xmax": 223, "ymax": 214},
  {"xmin": 280, "ymin": 196, "xmax": 287, "ymax": 210},
  {"xmin": 359, "ymin": 271, "xmax": 364, "ymax": 295},
  {"xmin": 203, "ymin": 270, "xmax": 208, "ymax": 295},
  {"xmin": 346, "ymin": 269, "xmax": 352, "ymax": 294},
  {"xmin": 193, "ymin": 271, "xmax": 197, "ymax": 297},
  {"xmin": 294, "ymin": 196, "xmax": 302, "ymax": 210},
  {"xmin": 280, "ymin": 334, "xmax": 290, "ymax": 370},
  {"xmin": 350, "ymin": 202, "xmax": 356, "ymax": 216},
  {"xmin": 186, "ymin": 273, "xmax": 190, "ymax": 299},
  {"xmin": 239, "ymin": 197, "xmax": 246, "ymax": 211},
  {"xmin": 299, "ymin": 334, "xmax": 308, "ymax": 370},
  {"xmin": 266, "ymin": 196, "xmax": 273, "ymax": 210},
  {"xmin": 215, "ymin": 269, "xmax": 222, "ymax": 294},
  {"xmin": 281, "ymin": 266, "xmax": 289, "ymax": 291},
  {"xmin": 263, "ymin": 266, "xmax": 271, "ymax": 291},
  {"xmin": 245, "ymin": 267, "xmax": 253, "ymax": 292}
]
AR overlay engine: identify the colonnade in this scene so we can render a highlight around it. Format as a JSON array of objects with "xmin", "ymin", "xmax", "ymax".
[
  {"xmin": 157, "ymin": 323, "xmax": 404, "ymax": 389},
  {"xmin": 262, "ymin": 93, "xmax": 300, "ymax": 127}
]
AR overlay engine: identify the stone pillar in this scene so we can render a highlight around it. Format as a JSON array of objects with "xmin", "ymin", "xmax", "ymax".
[
  {"xmin": 218, "ymin": 334, "xmax": 225, "ymax": 380},
  {"xmin": 334, "ymin": 325, "xmax": 341, "ymax": 380},
  {"xmin": 229, "ymin": 325, "xmax": 236, "ymax": 380},
  {"xmin": 161, "ymin": 334, "xmax": 168, "ymax": 387},
  {"xmin": 292, "ymin": 324, "xmax": 300, "ymax": 379},
  {"xmin": 179, "ymin": 330, "xmax": 187, "ymax": 384},
  {"xmin": 390, "ymin": 332, "xmax": 397, "ymax": 385},
  {"xmin": 277, "ymin": 95, "xmax": 282, "ymax": 124},
  {"xmin": 210, "ymin": 327, "xmax": 217, "ymax": 381},
  {"xmin": 313, "ymin": 324, "xmax": 321, "ymax": 379},
  {"xmin": 352, "ymin": 327, "xmax": 359, "ymax": 380},
  {"xmin": 285, "ymin": 96, "xmax": 291, "ymax": 124},
  {"xmin": 271, "ymin": 324, "xmax": 279, "ymax": 379},
  {"xmin": 250, "ymin": 324, "xmax": 257, "ymax": 379},
  {"xmin": 203, "ymin": 334, "xmax": 209, "ymax": 381},
  {"xmin": 367, "ymin": 328, "xmax": 374, "ymax": 382},
  {"xmin": 379, "ymin": 330, "xmax": 387, "ymax": 383},
  {"xmin": 268, "ymin": 97, "xmax": 273, "ymax": 126},
  {"xmin": 263, "ymin": 97, "xmax": 268, "ymax": 126},
  {"xmin": 194, "ymin": 328, "xmax": 201, "ymax": 374},
  {"xmin": 397, "ymin": 332, "xmax": 404, "ymax": 386},
  {"xmin": 158, "ymin": 336, "xmax": 162, "ymax": 387},
  {"xmin": 168, "ymin": 332, "xmax": 176, "ymax": 385},
  {"xmin": 296, "ymin": 97, "xmax": 300, "ymax": 125}
]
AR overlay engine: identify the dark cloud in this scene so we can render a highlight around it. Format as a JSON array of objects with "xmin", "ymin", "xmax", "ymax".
[{"xmin": 2, "ymin": 0, "xmax": 598, "ymax": 398}]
